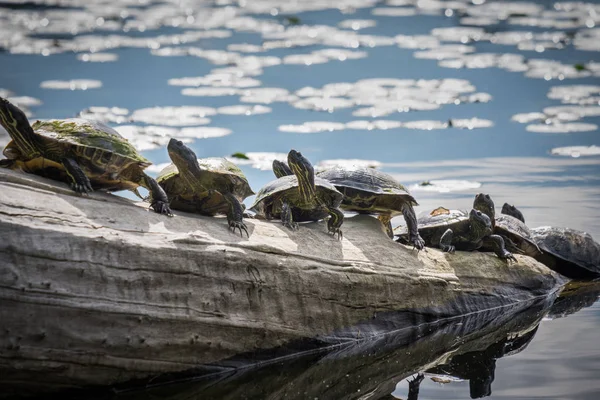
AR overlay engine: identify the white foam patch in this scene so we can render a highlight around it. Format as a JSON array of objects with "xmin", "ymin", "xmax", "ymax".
[
  {"xmin": 78, "ymin": 106, "xmax": 130, "ymax": 124},
  {"xmin": 550, "ymin": 145, "xmax": 600, "ymax": 157},
  {"xmin": 114, "ymin": 125, "xmax": 182, "ymax": 151},
  {"xmin": 511, "ymin": 112, "xmax": 547, "ymax": 123},
  {"xmin": 317, "ymin": 159, "xmax": 382, "ymax": 169},
  {"xmin": 40, "ymin": 79, "xmax": 102, "ymax": 90},
  {"xmin": 450, "ymin": 118, "xmax": 494, "ymax": 129},
  {"xmin": 227, "ymin": 152, "xmax": 288, "ymax": 170},
  {"xmin": 130, "ymin": 106, "xmax": 216, "ymax": 126},
  {"xmin": 410, "ymin": 180, "xmax": 482, "ymax": 193},
  {"xmin": 526, "ymin": 123, "xmax": 598, "ymax": 133},
  {"xmin": 7, "ymin": 96, "xmax": 42, "ymax": 108},
  {"xmin": 181, "ymin": 87, "xmax": 240, "ymax": 96},
  {"xmin": 278, "ymin": 122, "xmax": 346, "ymax": 133},
  {"xmin": 345, "ymin": 120, "xmax": 402, "ymax": 130},
  {"xmin": 371, "ymin": 7, "xmax": 417, "ymax": 17},
  {"xmin": 77, "ymin": 53, "xmax": 118, "ymax": 62},
  {"xmin": 338, "ymin": 19, "xmax": 377, "ymax": 30},
  {"xmin": 403, "ymin": 120, "xmax": 449, "ymax": 130},
  {"xmin": 226, "ymin": 43, "xmax": 265, "ymax": 53},
  {"xmin": 217, "ymin": 105, "xmax": 272, "ymax": 115}
]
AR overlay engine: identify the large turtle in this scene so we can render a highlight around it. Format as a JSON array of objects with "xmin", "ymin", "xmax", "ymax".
[
  {"xmin": 273, "ymin": 161, "xmax": 424, "ymax": 249},
  {"xmin": 396, "ymin": 207, "xmax": 515, "ymax": 260},
  {"xmin": 530, "ymin": 226, "xmax": 600, "ymax": 279},
  {"xmin": 251, "ymin": 150, "xmax": 344, "ymax": 238},
  {"xmin": 0, "ymin": 97, "xmax": 171, "ymax": 215},
  {"xmin": 500, "ymin": 204, "xmax": 600, "ymax": 279},
  {"xmin": 157, "ymin": 139, "xmax": 254, "ymax": 236},
  {"xmin": 473, "ymin": 193, "xmax": 541, "ymax": 257}
]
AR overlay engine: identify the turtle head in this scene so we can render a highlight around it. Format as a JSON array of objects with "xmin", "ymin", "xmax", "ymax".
[
  {"xmin": 473, "ymin": 193, "xmax": 495, "ymax": 226},
  {"xmin": 167, "ymin": 138, "xmax": 201, "ymax": 175},
  {"xmin": 501, "ymin": 203, "xmax": 525, "ymax": 223},
  {"xmin": 469, "ymin": 208, "xmax": 492, "ymax": 236},
  {"xmin": 0, "ymin": 97, "xmax": 39, "ymax": 158},
  {"xmin": 288, "ymin": 149, "xmax": 316, "ymax": 202},
  {"xmin": 272, "ymin": 159, "xmax": 293, "ymax": 179}
]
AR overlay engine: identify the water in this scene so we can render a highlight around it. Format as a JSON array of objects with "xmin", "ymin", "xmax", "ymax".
[{"xmin": 1, "ymin": 0, "xmax": 599, "ymax": 398}]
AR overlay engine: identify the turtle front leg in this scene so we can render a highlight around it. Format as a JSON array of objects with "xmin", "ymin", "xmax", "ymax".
[
  {"xmin": 402, "ymin": 203, "xmax": 425, "ymax": 250},
  {"xmin": 281, "ymin": 201, "xmax": 298, "ymax": 231},
  {"xmin": 440, "ymin": 228, "xmax": 455, "ymax": 253},
  {"xmin": 222, "ymin": 192, "xmax": 248, "ymax": 237},
  {"xmin": 62, "ymin": 158, "xmax": 93, "ymax": 193},
  {"xmin": 484, "ymin": 234, "xmax": 516, "ymax": 261},
  {"xmin": 139, "ymin": 173, "xmax": 173, "ymax": 216},
  {"xmin": 378, "ymin": 214, "xmax": 394, "ymax": 239},
  {"xmin": 326, "ymin": 206, "xmax": 344, "ymax": 240}
]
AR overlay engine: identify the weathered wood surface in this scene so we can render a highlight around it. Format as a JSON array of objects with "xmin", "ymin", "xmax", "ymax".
[{"xmin": 0, "ymin": 168, "xmax": 564, "ymax": 396}]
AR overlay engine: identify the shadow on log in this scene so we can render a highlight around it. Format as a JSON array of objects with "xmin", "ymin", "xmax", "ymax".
[{"xmin": 0, "ymin": 168, "xmax": 565, "ymax": 397}]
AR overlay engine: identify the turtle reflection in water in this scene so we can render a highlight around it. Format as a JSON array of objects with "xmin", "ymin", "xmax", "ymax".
[
  {"xmin": 0, "ymin": 97, "xmax": 171, "ymax": 215},
  {"xmin": 273, "ymin": 160, "xmax": 424, "ymax": 248},
  {"xmin": 251, "ymin": 150, "xmax": 344, "ymax": 238},
  {"xmin": 157, "ymin": 139, "xmax": 254, "ymax": 236}
]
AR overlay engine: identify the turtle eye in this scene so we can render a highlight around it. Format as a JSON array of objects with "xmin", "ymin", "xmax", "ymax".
[
  {"xmin": 176, "ymin": 140, "xmax": 183, "ymax": 146},
  {"xmin": 485, "ymin": 194, "xmax": 490, "ymax": 199},
  {"xmin": 476, "ymin": 211, "xmax": 481, "ymax": 215}
]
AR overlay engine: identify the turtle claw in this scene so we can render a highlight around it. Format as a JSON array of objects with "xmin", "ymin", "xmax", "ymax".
[
  {"xmin": 410, "ymin": 235, "xmax": 425, "ymax": 251},
  {"xmin": 71, "ymin": 181, "xmax": 93, "ymax": 195},
  {"xmin": 442, "ymin": 245, "xmax": 455, "ymax": 253},
  {"xmin": 229, "ymin": 220, "xmax": 249, "ymax": 238},
  {"xmin": 501, "ymin": 251, "xmax": 517, "ymax": 263},
  {"xmin": 151, "ymin": 201, "xmax": 173, "ymax": 216},
  {"xmin": 283, "ymin": 220, "xmax": 299, "ymax": 231},
  {"xmin": 328, "ymin": 227, "xmax": 343, "ymax": 240}
]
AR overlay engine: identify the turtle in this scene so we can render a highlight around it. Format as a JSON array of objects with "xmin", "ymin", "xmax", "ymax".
[
  {"xmin": 396, "ymin": 207, "xmax": 515, "ymax": 260},
  {"xmin": 156, "ymin": 139, "xmax": 254, "ymax": 236},
  {"xmin": 272, "ymin": 161, "xmax": 425, "ymax": 249},
  {"xmin": 530, "ymin": 226, "xmax": 600, "ymax": 279},
  {"xmin": 501, "ymin": 202, "xmax": 525, "ymax": 223},
  {"xmin": 500, "ymin": 203, "xmax": 600, "ymax": 279},
  {"xmin": 472, "ymin": 193, "xmax": 541, "ymax": 257},
  {"xmin": 250, "ymin": 150, "xmax": 344, "ymax": 238},
  {"xmin": 0, "ymin": 97, "xmax": 171, "ymax": 215}
]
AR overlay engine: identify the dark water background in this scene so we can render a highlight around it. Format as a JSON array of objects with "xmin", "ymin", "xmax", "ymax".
[{"xmin": 1, "ymin": 0, "xmax": 599, "ymax": 398}]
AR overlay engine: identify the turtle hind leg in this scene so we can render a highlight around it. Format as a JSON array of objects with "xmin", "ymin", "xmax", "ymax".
[
  {"xmin": 485, "ymin": 234, "xmax": 516, "ymax": 262},
  {"xmin": 377, "ymin": 214, "xmax": 393, "ymax": 239},
  {"xmin": 62, "ymin": 157, "xmax": 93, "ymax": 194},
  {"xmin": 223, "ymin": 192, "xmax": 248, "ymax": 237},
  {"xmin": 281, "ymin": 201, "xmax": 298, "ymax": 231},
  {"xmin": 402, "ymin": 203, "xmax": 425, "ymax": 250},
  {"xmin": 138, "ymin": 172, "xmax": 172, "ymax": 216},
  {"xmin": 440, "ymin": 228, "xmax": 455, "ymax": 253},
  {"xmin": 326, "ymin": 206, "xmax": 344, "ymax": 240}
]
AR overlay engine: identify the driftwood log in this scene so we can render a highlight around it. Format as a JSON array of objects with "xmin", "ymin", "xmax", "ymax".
[{"xmin": 0, "ymin": 168, "xmax": 564, "ymax": 397}]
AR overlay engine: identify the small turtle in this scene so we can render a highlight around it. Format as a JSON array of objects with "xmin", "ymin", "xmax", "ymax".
[
  {"xmin": 0, "ymin": 97, "xmax": 171, "ymax": 215},
  {"xmin": 530, "ymin": 226, "xmax": 600, "ymax": 279},
  {"xmin": 251, "ymin": 150, "xmax": 344, "ymax": 238},
  {"xmin": 273, "ymin": 161, "xmax": 424, "ymax": 249},
  {"xmin": 157, "ymin": 139, "xmax": 254, "ymax": 236},
  {"xmin": 397, "ymin": 207, "xmax": 515, "ymax": 260},
  {"xmin": 501, "ymin": 203, "xmax": 525, "ymax": 223},
  {"xmin": 473, "ymin": 193, "xmax": 541, "ymax": 257}
]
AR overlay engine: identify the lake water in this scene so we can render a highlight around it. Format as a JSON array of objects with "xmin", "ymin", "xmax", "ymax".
[{"xmin": 1, "ymin": 0, "xmax": 599, "ymax": 398}]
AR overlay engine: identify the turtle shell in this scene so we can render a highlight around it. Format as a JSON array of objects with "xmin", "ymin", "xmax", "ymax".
[
  {"xmin": 395, "ymin": 207, "xmax": 469, "ymax": 241},
  {"xmin": 531, "ymin": 226, "xmax": 600, "ymax": 279},
  {"xmin": 157, "ymin": 157, "xmax": 254, "ymax": 213},
  {"xmin": 3, "ymin": 118, "xmax": 151, "ymax": 191},
  {"xmin": 249, "ymin": 175, "xmax": 343, "ymax": 218},
  {"xmin": 494, "ymin": 215, "xmax": 541, "ymax": 257},
  {"xmin": 33, "ymin": 119, "xmax": 149, "ymax": 169},
  {"xmin": 317, "ymin": 166, "xmax": 417, "ymax": 216}
]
